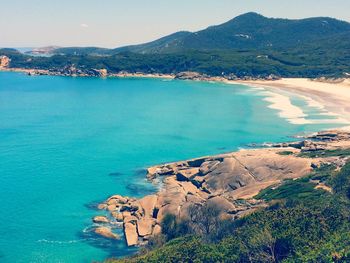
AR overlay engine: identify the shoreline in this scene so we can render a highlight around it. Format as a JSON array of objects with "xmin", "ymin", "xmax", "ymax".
[
  {"xmin": 0, "ymin": 67, "xmax": 175, "ymax": 79},
  {"xmin": 3, "ymin": 67, "xmax": 350, "ymax": 124}
]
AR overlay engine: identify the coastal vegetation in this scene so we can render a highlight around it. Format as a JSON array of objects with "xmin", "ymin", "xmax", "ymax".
[{"xmin": 107, "ymin": 160, "xmax": 350, "ymax": 262}]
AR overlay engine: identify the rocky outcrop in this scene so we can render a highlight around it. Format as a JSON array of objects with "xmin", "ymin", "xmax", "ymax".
[
  {"xmin": 98, "ymin": 153, "xmax": 299, "ymax": 244},
  {"xmin": 95, "ymin": 130, "xmax": 350, "ymax": 246},
  {"xmin": 45, "ymin": 66, "xmax": 108, "ymax": 77},
  {"xmin": 272, "ymin": 130, "xmax": 350, "ymax": 151},
  {"xmin": 0, "ymin": 56, "xmax": 10, "ymax": 68},
  {"xmin": 175, "ymin": 72, "xmax": 209, "ymax": 81}
]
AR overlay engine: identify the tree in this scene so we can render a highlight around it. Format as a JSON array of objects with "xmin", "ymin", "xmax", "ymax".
[{"xmin": 188, "ymin": 203, "xmax": 223, "ymax": 241}]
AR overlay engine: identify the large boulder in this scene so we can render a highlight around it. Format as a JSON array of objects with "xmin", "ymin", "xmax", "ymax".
[
  {"xmin": 191, "ymin": 176, "xmax": 205, "ymax": 187},
  {"xmin": 199, "ymin": 161, "xmax": 221, "ymax": 175},
  {"xmin": 137, "ymin": 218, "xmax": 155, "ymax": 237},
  {"xmin": 176, "ymin": 168, "xmax": 200, "ymax": 181},
  {"xmin": 234, "ymin": 149, "xmax": 312, "ymax": 181},
  {"xmin": 107, "ymin": 195, "xmax": 128, "ymax": 204},
  {"xmin": 124, "ymin": 223, "xmax": 138, "ymax": 246},
  {"xmin": 111, "ymin": 212, "xmax": 124, "ymax": 222},
  {"xmin": 107, "ymin": 204, "xmax": 117, "ymax": 212},
  {"xmin": 180, "ymin": 181, "xmax": 199, "ymax": 195},
  {"xmin": 124, "ymin": 215, "xmax": 138, "ymax": 224},
  {"xmin": 203, "ymin": 157, "xmax": 255, "ymax": 194},
  {"xmin": 139, "ymin": 195, "xmax": 158, "ymax": 218},
  {"xmin": 206, "ymin": 196, "xmax": 236, "ymax": 214},
  {"xmin": 156, "ymin": 204, "xmax": 181, "ymax": 223}
]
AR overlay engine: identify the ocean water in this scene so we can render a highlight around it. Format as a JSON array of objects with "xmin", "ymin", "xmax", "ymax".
[{"xmin": 0, "ymin": 72, "xmax": 345, "ymax": 263}]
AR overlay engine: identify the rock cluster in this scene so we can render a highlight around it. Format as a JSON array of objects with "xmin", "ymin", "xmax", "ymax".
[
  {"xmin": 307, "ymin": 130, "xmax": 350, "ymax": 142},
  {"xmin": 273, "ymin": 140, "xmax": 327, "ymax": 152},
  {"xmin": 174, "ymin": 71, "xmax": 281, "ymax": 82},
  {"xmin": 97, "ymin": 146, "xmax": 317, "ymax": 246},
  {"xmin": 175, "ymin": 71, "xmax": 211, "ymax": 81},
  {"xmin": 272, "ymin": 130, "xmax": 350, "ymax": 152},
  {"xmin": 46, "ymin": 66, "xmax": 108, "ymax": 77}
]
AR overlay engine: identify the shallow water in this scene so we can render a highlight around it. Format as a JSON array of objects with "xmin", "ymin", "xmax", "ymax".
[{"xmin": 0, "ymin": 72, "xmax": 345, "ymax": 262}]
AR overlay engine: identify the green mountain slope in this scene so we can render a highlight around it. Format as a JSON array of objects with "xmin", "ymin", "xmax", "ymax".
[
  {"xmin": 172, "ymin": 12, "xmax": 350, "ymax": 51},
  {"xmin": 56, "ymin": 12, "xmax": 350, "ymax": 55}
]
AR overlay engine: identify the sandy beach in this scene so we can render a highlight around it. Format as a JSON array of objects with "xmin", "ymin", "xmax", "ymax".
[{"xmin": 230, "ymin": 78, "xmax": 350, "ymax": 125}]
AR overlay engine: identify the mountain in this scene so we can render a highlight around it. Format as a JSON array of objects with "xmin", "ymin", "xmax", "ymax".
[
  {"xmin": 113, "ymin": 12, "xmax": 350, "ymax": 53},
  {"xmin": 51, "ymin": 12, "xmax": 350, "ymax": 56}
]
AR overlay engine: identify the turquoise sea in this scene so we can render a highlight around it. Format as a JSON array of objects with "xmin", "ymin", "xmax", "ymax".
[{"xmin": 0, "ymin": 72, "xmax": 345, "ymax": 263}]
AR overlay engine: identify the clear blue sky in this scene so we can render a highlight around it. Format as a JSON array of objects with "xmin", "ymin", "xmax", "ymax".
[{"xmin": 1, "ymin": 0, "xmax": 349, "ymax": 48}]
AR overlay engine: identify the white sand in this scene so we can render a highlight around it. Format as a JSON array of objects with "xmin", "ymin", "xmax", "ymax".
[{"xmin": 229, "ymin": 78, "xmax": 350, "ymax": 126}]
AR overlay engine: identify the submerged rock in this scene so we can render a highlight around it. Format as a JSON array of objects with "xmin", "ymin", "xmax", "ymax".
[
  {"xmin": 94, "ymin": 227, "xmax": 120, "ymax": 239},
  {"xmin": 93, "ymin": 216, "xmax": 109, "ymax": 224}
]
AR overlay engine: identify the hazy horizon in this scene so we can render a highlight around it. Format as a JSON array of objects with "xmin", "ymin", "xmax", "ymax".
[{"xmin": 1, "ymin": 0, "xmax": 350, "ymax": 48}]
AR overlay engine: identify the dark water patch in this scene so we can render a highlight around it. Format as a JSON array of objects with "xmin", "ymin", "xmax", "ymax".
[
  {"xmin": 162, "ymin": 134, "xmax": 188, "ymax": 141},
  {"xmin": 126, "ymin": 183, "xmax": 155, "ymax": 196},
  {"xmin": 134, "ymin": 168, "xmax": 147, "ymax": 177},
  {"xmin": 0, "ymin": 128, "xmax": 19, "ymax": 137},
  {"xmin": 108, "ymin": 172, "xmax": 124, "ymax": 177},
  {"xmin": 228, "ymin": 128, "xmax": 252, "ymax": 135},
  {"xmin": 217, "ymin": 147, "xmax": 226, "ymax": 151},
  {"xmin": 84, "ymin": 200, "xmax": 103, "ymax": 210}
]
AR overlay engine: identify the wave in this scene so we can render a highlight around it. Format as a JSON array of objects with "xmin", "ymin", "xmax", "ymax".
[
  {"xmin": 258, "ymin": 90, "xmax": 350, "ymax": 125},
  {"xmin": 37, "ymin": 237, "xmax": 101, "ymax": 245},
  {"xmin": 236, "ymin": 82, "xmax": 350, "ymax": 126},
  {"xmin": 37, "ymin": 239, "xmax": 81, "ymax": 244}
]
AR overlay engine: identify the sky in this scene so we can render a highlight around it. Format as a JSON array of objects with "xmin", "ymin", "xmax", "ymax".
[{"xmin": 1, "ymin": 0, "xmax": 349, "ymax": 48}]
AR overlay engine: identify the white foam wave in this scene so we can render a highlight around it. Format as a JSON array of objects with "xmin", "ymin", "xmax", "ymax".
[
  {"xmin": 230, "ymin": 82, "xmax": 350, "ymax": 125},
  {"xmin": 261, "ymin": 91, "xmax": 309, "ymax": 124},
  {"xmin": 37, "ymin": 239, "xmax": 80, "ymax": 244},
  {"xmin": 260, "ymin": 90, "xmax": 349, "ymax": 125}
]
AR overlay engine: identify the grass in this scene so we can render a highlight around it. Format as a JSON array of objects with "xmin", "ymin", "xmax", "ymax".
[
  {"xmin": 255, "ymin": 165, "xmax": 336, "ymax": 202},
  {"xmin": 278, "ymin": 151, "xmax": 295, "ymax": 156},
  {"xmin": 255, "ymin": 178, "xmax": 329, "ymax": 201},
  {"xmin": 298, "ymin": 148, "xmax": 350, "ymax": 158}
]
